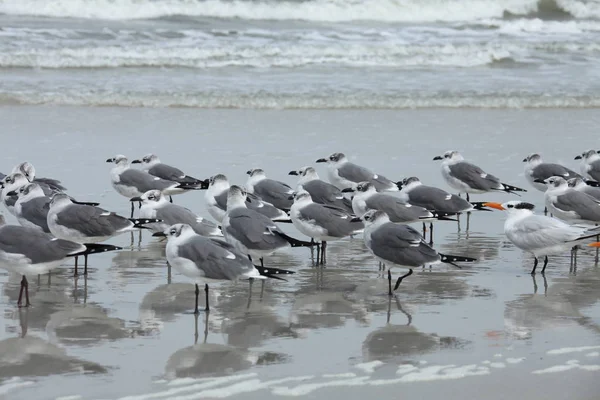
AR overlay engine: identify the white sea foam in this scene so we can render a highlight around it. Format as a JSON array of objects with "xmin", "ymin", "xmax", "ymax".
[{"xmin": 547, "ymin": 345, "xmax": 600, "ymax": 355}]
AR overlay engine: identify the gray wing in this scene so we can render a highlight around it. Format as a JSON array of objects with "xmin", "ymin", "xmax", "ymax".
[
  {"xmin": 119, "ymin": 169, "xmax": 176, "ymax": 192},
  {"xmin": 587, "ymin": 160, "xmax": 600, "ymax": 182},
  {"xmin": 448, "ymin": 162, "xmax": 501, "ymax": 191},
  {"xmin": 370, "ymin": 174, "xmax": 397, "ymax": 192},
  {"xmin": 34, "ymin": 177, "xmax": 66, "ymax": 192},
  {"xmin": 532, "ymin": 163, "xmax": 581, "ymax": 181},
  {"xmin": 177, "ymin": 236, "xmax": 254, "ymax": 280},
  {"xmin": 148, "ymin": 163, "xmax": 201, "ymax": 185},
  {"xmin": 252, "ymin": 179, "xmax": 293, "ymax": 210},
  {"xmin": 366, "ymin": 194, "xmax": 430, "ymax": 223},
  {"xmin": 20, "ymin": 197, "xmax": 51, "ymax": 233},
  {"xmin": 303, "ymin": 180, "xmax": 354, "ymax": 213},
  {"xmin": 370, "ymin": 223, "xmax": 439, "ymax": 267},
  {"xmin": 298, "ymin": 203, "xmax": 363, "ymax": 238},
  {"xmin": 553, "ymin": 191, "xmax": 600, "ymax": 221},
  {"xmin": 408, "ymin": 186, "xmax": 472, "ymax": 213},
  {"xmin": 0, "ymin": 225, "xmax": 83, "ymax": 264},
  {"xmin": 337, "ymin": 162, "xmax": 373, "ymax": 183},
  {"xmin": 4, "ymin": 194, "xmax": 17, "ymax": 208},
  {"xmin": 225, "ymin": 209, "xmax": 288, "ymax": 250},
  {"xmin": 581, "ymin": 186, "xmax": 600, "ymax": 201},
  {"xmin": 56, "ymin": 204, "xmax": 131, "ymax": 237},
  {"xmin": 246, "ymin": 193, "xmax": 288, "ymax": 220},
  {"xmin": 214, "ymin": 191, "xmax": 228, "ymax": 211},
  {"xmin": 157, "ymin": 204, "xmax": 219, "ymax": 236}
]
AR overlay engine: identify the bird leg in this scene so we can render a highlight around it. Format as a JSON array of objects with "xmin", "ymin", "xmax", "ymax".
[
  {"xmin": 18, "ymin": 276, "xmax": 30, "ymax": 307},
  {"xmin": 394, "ymin": 269, "xmax": 414, "ymax": 291},
  {"xmin": 194, "ymin": 283, "xmax": 200, "ymax": 315},
  {"xmin": 130, "ymin": 201, "xmax": 135, "ymax": 218},
  {"xmin": 204, "ymin": 283, "xmax": 210, "ymax": 312},
  {"xmin": 531, "ymin": 257, "xmax": 539, "ymax": 275},
  {"xmin": 541, "ymin": 256, "xmax": 549, "ymax": 274},
  {"xmin": 387, "ymin": 270, "xmax": 392, "ymax": 296},
  {"xmin": 83, "ymin": 254, "xmax": 89, "ymax": 275},
  {"xmin": 429, "ymin": 222, "xmax": 434, "ymax": 244},
  {"xmin": 74, "ymin": 256, "xmax": 79, "ymax": 277},
  {"xmin": 320, "ymin": 241, "xmax": 327, "ymax": 265},
  {"xmin": 260, "ymin": 258, "xmax": 264, "ymax": 268},
  {"xmin": 422, "ymin": 222, "xmax": 426, "ymax": 237},
  {"xmin": 169, "ymin": 196, "xmax": 173, "ymax": 203},
  {"xmin": 466, "ymin": 193, "xmax": 470, "ymax": 202}
]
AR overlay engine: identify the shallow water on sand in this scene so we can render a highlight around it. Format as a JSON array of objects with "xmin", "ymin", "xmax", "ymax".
[{"xmin": 1, "ymin": 107, "xmax": 600, "ymax": 399}]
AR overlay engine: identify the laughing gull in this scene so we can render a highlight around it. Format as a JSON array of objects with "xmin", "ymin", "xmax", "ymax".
[
  {"xmin": 11, "ymin": 183, "xmax": 51, "ymax": 233},
  {"xmin": 523, "ymin": 153, "xmax": 581, "ymax": 192},
  {"xmin": 107, "ymin": 155, "xmax": 194, "ymax": 217},
  {"xmin": 356, "ymin": 210, "xmax": 476, "ymax": 295},
  {"xmin": 1, "ymin": 173, "xmax": 30, "ymax": 215},
  {"xmin": 433, "ymin": 150, "xmax": 526, "ymax": 201},
  {"xmin": 567, "ymin": 177, "xmax": 600, "ymax": 201},
  {"xmin": 164, "ymin": 223, "xmax": 294, "ymax": 313},
  {"xmin": 575, "ymin": 150, "xmax": 600, "ymax": 182},
  {"xmin": 47, "ymin": 193, "xmax": 159, "ymax": 274},
  {"xmin": 246, "ymin": 168, "xmax": 294, "ymax": 211},
  {"xmin": 539, "ymin": 176, "xmax": 600, "ymax": 225},
  {"xmin": 484, "ymin": 201, "xmax": 600, "ymax": 274},
  {"xmin": 205, "ymin": 174, "xmax": 289, "ymax": 223},
  {"xmin": 316, "ymin": 152, "xmax": 398, "ymax": 192},
  {"xmin": 132, "ymin": 190, "xmax": 222, "ymax": 237},
  {"xmin": 289, "ymin": 166, "xmax": 353, "ymax": 213},
  {"xmin": 222, "ymin": 185, "xmax": 312, "ymax": 266},
  {"xmin": 289, "ymin": 190, "xmax": 363, "ymax": 265},
  {"xmin": 0, "ymin": 219, "xmax": 121, "ymax": 306},
  {"xmin": 11, "ymin": 162, "xmax": 66, "ymax": 193}
]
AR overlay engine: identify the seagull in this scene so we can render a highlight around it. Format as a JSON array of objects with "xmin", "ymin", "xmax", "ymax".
[
  {"xmin": 0, "ymin": 172, "xmax": 28, "ymax": 214},
  {"xmin": 0, "ymin": 218, "xmax": 121, "ymax": 307},
  {"xmin": 538, "ymin": 176, "xmax": 600, "ymax": 225},
  {"xmin": 433, "ymin": 150, "xmax": 526, "ymax": 201},
  {"xmin": 484, "ymin": 201, "xmax": 600, "ymax": 274},
  {"xmin": 204, "ymin": 174, "xmax": 289, "ymax": 223},
  {"xmin": 289, "ymin": 166, "xmax": 353, "ymax": 213},
  {"xmin": 107, "ymin": 155, "xmax": 196, "ymax": 217},
  {"xmin": 132, "ymin": 153, "xmax": 208, "ymax": 201},
  {"xmin": 131, "ymin": 190, "xmax": 222, "ymax": 237},
  {"xmin": 164, "ymin": 223, "xmax": 294, "ymax": 313},
  {"xmin": 523, "ymin": 153, "xmax": 581, "ymax": 192},
  {"xmin": 11, "ymin": 183, "xmax": 51, "ymax": 233},
  {"xmin": 574, "ymin": 150, "xmax": 600, "ymax": 182},
  {"xmin": 316, "ymin": 152, "xmax": 398, "ymax": 192},
  {"xmin": 567, "ymin": 177, "xmax": 600, "ymax": 201},
  {"xmin": 11, "ymin": 161, "xmax": 67, "ymax": 193},
  {"xmin": 222, "ymin": 185, "xmax": 312, "ymax": 266},
  {"xmin": 289, "ymin": 190, "xmax": 363, "ymax": 265},
  {"xmin": 356, "ymin": 210, "xmax": 477, "ymax": 295},
  {"xmin": 246, "ymin": 168, "xmax": 294, "ymax": 211},
  {"xmin": 47, "ymin": 193, "xmax": 159, "ymax": 274}
]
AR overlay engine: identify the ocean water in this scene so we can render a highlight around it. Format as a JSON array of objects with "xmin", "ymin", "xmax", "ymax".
[{"xmin": 1, "ymin": 0, "xmax": 600, "ymax": 108}]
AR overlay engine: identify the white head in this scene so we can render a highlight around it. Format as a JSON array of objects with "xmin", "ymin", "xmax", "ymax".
[
  {"xmin": 13, "ymin": 183, "xmax": 45, "ymax": 202},
  {"xmin": 541, "ymin": 176, "xmax": 568, "ymax": 191},
  {"xmin": 291, "ymin": 189, "xmax": 313, "ymax": 206},
  {"xmin": 106, "ymin": 155, "xmax": 129, "ymax": 167},
  {"xmin": 226, "ymin": 185, "xmax": 248, "ymax": 210},
  {"xmin": 49, "ymin": 193, "xmax": 73, "ymax": 209},
  {"xmin": 132, "ymin": 153, "xmax": 160, "ymax": 168},
  {"xmin": 354, "ymin": 181, "xmax": 377, "ymax": 196},
  {"xmin": 361, "ymin": 209, "xmax": 390, "ymax": 227},
  {"xmin": 246, "ymin": 168, "xmax": 267, "ymax": 182},
  {"xmin": 575, "ymin": 150, "xmax": 600, "ymax": 162},
  {"xmin": 567, "ymin": 177, "xmax": 587, "ymax": 190},
  {"xmin": 289, "ymin": 166, "xmax": 319, "ymax": 183},
  {"xmin": 523, "ymin": 153, "xmax": 543, "ymax": 166},
  {"xmin": 2, "ymin": 172, "xmax": 30, "ymax": 194},
  {"xmin": 164, "ymin": 223, "xmax": 196, "ymax": 242},
  {"xmin": 434, "ymin": 150, "xmax": 463, "ymax": 163},
  {"xmin": 137, "ymin": 189, "xmax": 166, "ymax": 205},
  {"xmin": 12, "ymin": 162, "xmax": 36, "ymax": 182},
  {"xmin": 316, "ymin": 152, "xmax": 347, "ymax": 166},
  {"xmin": 484, "ymin": 201, "xmax": 535, "ymax": 216},
  {"xmin": 398, "ymin": 176, "xmax": 422, "ymax": 191}
]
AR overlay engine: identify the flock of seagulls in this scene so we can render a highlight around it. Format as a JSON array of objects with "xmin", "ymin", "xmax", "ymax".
[{"xmin": 1, "ymin": 149, "xmax": 600, "ymax": 314}]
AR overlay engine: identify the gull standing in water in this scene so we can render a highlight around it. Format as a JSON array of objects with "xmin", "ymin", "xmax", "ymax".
[
  {"xmin": 289, "ymin": 166, "xmax": 353, "ymax": 213},
  {"xmin": 246, "ymin": 168, "xmax": 294, "ymax": 211},
  {"xmin": 0, "ymin": 217, "xmax": 120, "ymax": 307},
  {"xmin": 575, "ymin": 150, "xmax": 600, "ymax": 182},
  {"xmin": 164, "ymin": 223, "xmax": 294, "ymax": 313},
  {"xmin": 523, "ymin": 153, "xmax": 581, "ymax": 192},
  {"xmin": 316, "ymin": 152, "xmax": 398, "ymax": 192},
  {"xmin": 289, "ymin": 190, "xmax": 363, "ymax": 265},
  {"xmin": 568, "ymin": 177, "xmax": 600, "ymax": 201},
  {"xmin": 222, "ymin": 185, "xmax": 312, "ymax": 267},
  {"xmin": 356, "ymin": 210, "xmax": 477, "ymax": 295},
  {"xmin": 204, "ymin": 174, "xmax": 289, "ymax": 223},
  {"xmin": 484, "ymin": 201, "xmax": 600, "ymax": 274},
  {"xmin": 538, "ymin": 176, "xmax": 600, "ymax": 225},
  {"xmin": 132, "ymin": 190, "xmax": 221, "ymax": 237},
  {"xmin": 433, "ymin": 150, "xmax": 526, "ymax": 201}
]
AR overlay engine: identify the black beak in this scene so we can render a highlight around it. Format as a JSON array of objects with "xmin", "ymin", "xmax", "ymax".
[
  {"xmin": 152, "ymin": 232, "xmax": 166, "ymax": 237},
  {"xmin": 522, "ymin": 157, "xmax": 527, "ymax": 162},
  {"xmin": 289, "ymin": 171, "xmax": 298, "ymax": 176},
  {"xmin": 246, "ymin": 170, "xmax": 252, "ymax": 175},
  {"xmin": 131, "ymin": 159, "xmax": 142, "ymax": 164},
  {"xmin": 341, "ymin": 188, "xmax": 354, "ymax": 193},
  {"xmin": 351, "ymin": 217, "xmax": 362, "ymax": 222},
  {"xmin": 396, "ymin": 181, "xmax": 404, "ymax": 190},
  {"xmin": 433, "ymin": 156, "xmax": 443, "ymax": 160},
  {"xmin": 246, "ymin": 197, "xmax": 252, "ymax": 203},
  {"xmin": 106, "ymin": 158, "xmax": 114, "ymax": 163},
  {"xmin": 288, "ymin": 195, "xmax": 295, "ymax": 200},
  {"xmin": 130, "ymin": 196, "xmax": 143, "ymax": 202},
  {"xmin": 574, "ymin": 155, "xmax": 582, "ymax": 160},
  {"xmin": 316, "ymin": 158, "xmax": 327, "ymax": 163},
  {"xmin": 534, "ymin": 179, "xmax": 546, "ymax": 184},
  {"xmin": 6, "ymin": 190, "xmax": 17, "ymax": 196}
]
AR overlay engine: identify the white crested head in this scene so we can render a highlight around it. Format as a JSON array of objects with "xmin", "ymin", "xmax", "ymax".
[
  {"xmin": 543, "ymin": 176, "xmax": 568, "ymax": 190},
  {"xmin": 2, "ymin": 172, "xmax": 29, "ymax": 193},
  {"xmin": 140, "ymin": 189, "xmax": 165, "ymax": 204},
  {"xmin": 580, "ymin": 149, "xmax": 599, "ymax": 161},
  {"xmin": 164, "ymin": 223, "xmax": 195, "ymax": 242},
  {"xmin": 523, "ymin": 153, "xmax": 542, "ymax": 166},
  {"xmin": 295, "ymin": 166, "xmax": 319, "ymax": 183},
  {"xmin": 437, "ymin": 150, "xmax": 463, "ymax": 162},
  {"xmin": 107, "ymin": 154, "xmax": 129, "ymax": 167},
  {"xmin": 15, "ymin": 182, "xmax": 45, "ymax": 202},
  {"xmin": 355, "ymin": 181, "xmax": 377, "ymax": 196},
  {"xmin": 49, "ymin": 193, "xmax": 73, "ymax": 209},
  {"xmin": 362, "ymin": 209, "xmax": 390, "ymax": 226},
  {"xmin": 567, "ymin": 177, "xmax": 586, "ymax": 189},
  {"xmin": 12, "ymin": 162, "xmax": 35, "ymax": 182},
  {"xmin": 320, "ymin": 152, "xmax": 347, "ymax": 165},
  {"xmin": 134, "ymin": 153, "xmax": 160, "ymax": 168},
  {"xmin": 227, "ymin": 185, "xmax": 248, "ymax": 210},
  {"xmin": 291, "ymin": 189, "xmax": 313, "ymax": 206},
  {"xmin": 399, "ymin": 176, "xmax": 422, "ymax": 191}
]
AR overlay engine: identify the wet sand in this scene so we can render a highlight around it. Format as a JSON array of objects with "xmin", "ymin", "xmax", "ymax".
[{"xmin": 1, "ymin": 106, "xmax": 599, "ymax": 399}]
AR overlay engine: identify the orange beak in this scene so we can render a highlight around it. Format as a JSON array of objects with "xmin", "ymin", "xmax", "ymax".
[
  {"xmin": 588, "ymin": 242, "xmax": 600, "ymax": 247},
  {"xmin": 483, "ymin": 202, "xmax": 505, "ymax": 211}
]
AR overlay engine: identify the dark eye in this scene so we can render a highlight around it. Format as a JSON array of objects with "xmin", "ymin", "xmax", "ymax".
[
  {"xmin": 170, "ymin": 229, "xmax": 177, "ymax": 235},
  {"xmin": 507, "ymin": 204, "xmax": 513, "ymax": 208}
]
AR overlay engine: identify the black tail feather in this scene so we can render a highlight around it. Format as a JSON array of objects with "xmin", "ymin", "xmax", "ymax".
[
  {"xmin": 255, "ymin": 265, "xmax": 295, "ymax": 281},
  {"xmin": 422, "ymin": 211, "xmax": 458, "ymax": 221},
  {"xmin": 129, "ymin": 218, "xmax": 162, "ymax": 229},
  {"xmin": 439, "ymin": 253, "xmax": 477, "ymax": 267},
  {"xmin": 71, "ymin": 200, "xmax": 100, "ymax": 206},
  {"xmin": 176, "ymin": 180, "xmax": 209, "ymax": 190},
  {"xmin": 500, "ymin": 183, "xmax": 527, "ymax": 193},
  {"xmin": 471, "ymin": 202, "xmax": 493, "ymax": 211},
  {"xmin": 73, "ymin": 243, "xmax": 122, "ymax": 257},
  {"xmin": 585, "ymin": 180, "xmax": 600, "ymax": 187},
  {"xmin": 274, "ymin": 231, "xmax": 314, "ymax": 247},
  {"xmin": 272, "ymin": 218, "xmax": 293, "ymax": 224}
]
